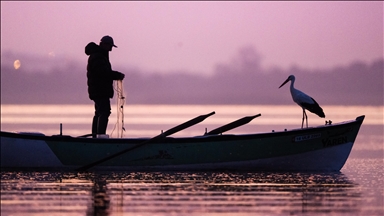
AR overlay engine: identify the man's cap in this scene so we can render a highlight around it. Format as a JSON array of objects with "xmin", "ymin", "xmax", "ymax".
[{"xmin": 100, "ymin": 35, "xmax": 117, "ymax": 48}]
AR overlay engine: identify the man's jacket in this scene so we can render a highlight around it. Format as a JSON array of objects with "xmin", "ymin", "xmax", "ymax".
[{"xmin": 85, "ymin": 42, "xmax": 122, "ymax": 100}]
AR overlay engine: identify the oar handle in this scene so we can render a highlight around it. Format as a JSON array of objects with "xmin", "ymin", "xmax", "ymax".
[
  {"xmin": 205, "ymin": 113, "xmax": 261, "ymax": 135},
  {"xmin": 77, "ymin": 133, "xmax": 94, "ymax": 138},
  {"xmin": 76, "ymin": 111, "xmax": 215, "ymax": 171}
]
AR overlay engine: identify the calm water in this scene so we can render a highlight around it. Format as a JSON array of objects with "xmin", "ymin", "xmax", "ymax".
[{"xmin": 1, "ymin": 104, "xmax": 383, "ymax": 215}]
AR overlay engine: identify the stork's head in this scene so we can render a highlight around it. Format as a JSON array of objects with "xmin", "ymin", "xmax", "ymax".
[{"xmin": 279, "ymin": 75, "xmax": 295, "ymax": 88}]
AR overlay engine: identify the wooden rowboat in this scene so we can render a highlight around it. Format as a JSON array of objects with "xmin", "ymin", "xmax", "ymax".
[{"xmin": 0, "ymin": 114, "xmax": 365, "ymax": 172}]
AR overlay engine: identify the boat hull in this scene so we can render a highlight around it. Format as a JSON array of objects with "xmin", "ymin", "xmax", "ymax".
[{"xmin": 1, "ymin": 116, "xmax": 365, "ymax": 171}]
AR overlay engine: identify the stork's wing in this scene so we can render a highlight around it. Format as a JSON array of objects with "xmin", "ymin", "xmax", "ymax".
[{"xmin": 301, "ymin": 97, "xmax": 325, "ymax": 118}]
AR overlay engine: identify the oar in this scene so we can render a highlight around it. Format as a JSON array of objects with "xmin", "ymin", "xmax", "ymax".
[
  {"xmin": 205, "ymin": 113, "xmax": 261, "ymax": 135},
  {"xmin": 78, "ymin": 133, "xmax": 94, "ymax": 138},
  {"xmin": 76, "ymin": 111, "xmax": 215, "ymax": 171}
]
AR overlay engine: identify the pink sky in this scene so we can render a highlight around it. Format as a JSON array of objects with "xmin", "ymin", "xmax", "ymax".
[{"xmin": 1, "ymin": 1, "xmax": 383, "ymax": 75}]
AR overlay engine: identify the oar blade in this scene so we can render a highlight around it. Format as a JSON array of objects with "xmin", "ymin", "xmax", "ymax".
[
  {"xmin": 205, "ymin": 113, "xmax": 261, "ymax": 135},
  {"xmin": 161, "ymin": 111, "xmax": 215, "ymax": 137}
]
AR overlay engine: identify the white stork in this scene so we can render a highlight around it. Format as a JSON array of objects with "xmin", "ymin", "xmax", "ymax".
[{"xmin": 279, "ymin": 75, "xmax": 325, "ymax": 128}]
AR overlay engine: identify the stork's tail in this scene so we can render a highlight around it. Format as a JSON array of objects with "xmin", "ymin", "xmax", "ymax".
[{"xmin": 315, "ymin": 108, "xmax": 325, "ymax": 118}]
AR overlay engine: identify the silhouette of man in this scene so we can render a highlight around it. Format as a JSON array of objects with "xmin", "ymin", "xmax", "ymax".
[{"xmin": 85, "ymin": 35, "xmax": 125, "ymax": 137}]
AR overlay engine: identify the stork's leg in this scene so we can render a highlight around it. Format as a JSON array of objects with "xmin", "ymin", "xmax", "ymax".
[
  {"xmin": 304, "ymin": 110, "xmax": 308, "ymax": 128},
  {"xmin": 301, "ymin": 109, "xmax": 305, "ymax": 128}
]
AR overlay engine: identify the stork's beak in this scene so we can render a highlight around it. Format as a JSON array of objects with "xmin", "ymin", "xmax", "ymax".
[{"xmin": 279, "ymin": 78, "xmax": 290, "ymax": 88}]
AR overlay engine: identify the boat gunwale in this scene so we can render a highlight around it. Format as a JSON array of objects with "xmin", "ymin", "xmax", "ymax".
[{"xmin": 0, "ymin": 115, "xmax": 365, "ymax": 144}]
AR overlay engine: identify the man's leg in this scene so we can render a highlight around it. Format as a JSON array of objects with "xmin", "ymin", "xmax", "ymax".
[
  {"xmin": 92, "ymin": 116, "xmax": 98, "ymax": 138},
  {"xmin": 94, "ymin": 98, "xmax": 111, "ymax": 135}
]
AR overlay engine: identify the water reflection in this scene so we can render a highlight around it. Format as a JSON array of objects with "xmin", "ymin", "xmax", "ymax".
[
  {"xmin": 1, "ymin": 171, "xmax": 361, "ymax": 215},
  {"xmin": 1, "ymin": 172, "xmax": 93, "ymax": 215},
  {"xmin": 88, "ymin": 175, "xmax": 110, "ymax": 216}
]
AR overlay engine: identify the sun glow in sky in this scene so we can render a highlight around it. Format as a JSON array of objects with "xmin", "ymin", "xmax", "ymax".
[
  {"xmin": 1, "ymin": 1, "xmax": 383, "ymax": 75},
  {"xmin": 13, "ymin": 60, "xmax": 21, "ymax": 70}
]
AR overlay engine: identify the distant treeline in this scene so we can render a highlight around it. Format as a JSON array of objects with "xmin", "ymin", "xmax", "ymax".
[{"xmin": 1, "ymin": 50, "xmax": 383, "ymax": 105}]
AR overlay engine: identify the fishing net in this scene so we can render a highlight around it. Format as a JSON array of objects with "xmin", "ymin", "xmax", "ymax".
[{"xmin": 111, "ymin": 80, "xmax": 125, "ymax": 138}]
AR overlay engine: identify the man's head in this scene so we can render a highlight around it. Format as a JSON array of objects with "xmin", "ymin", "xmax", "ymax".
[{"xmin": 100, "ymin": 35, "xmax": 117, "ymax": 51}]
